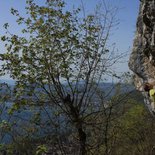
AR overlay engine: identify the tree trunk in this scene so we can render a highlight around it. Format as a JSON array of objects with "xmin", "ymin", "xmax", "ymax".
[{"xmin": 78, "ymin": 126, "xmax": 86, "ymax": 155}]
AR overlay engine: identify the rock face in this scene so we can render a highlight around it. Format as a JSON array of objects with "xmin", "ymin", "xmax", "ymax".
[{"xmin": 129, "ymin": 0, "xmax": 155, "ymax": 114}]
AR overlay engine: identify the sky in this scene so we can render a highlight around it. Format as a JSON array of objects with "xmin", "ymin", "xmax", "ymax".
[{"xmin": 0, "ymin": 0, "xmax": 140, "ymax": 81}]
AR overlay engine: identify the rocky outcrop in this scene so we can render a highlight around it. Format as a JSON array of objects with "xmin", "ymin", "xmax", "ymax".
[{"xmin": 129, "ymin": 0, "xmax": 155, "ymax": 115}]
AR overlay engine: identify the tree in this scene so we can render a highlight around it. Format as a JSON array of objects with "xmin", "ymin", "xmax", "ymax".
[{"xmin": 0, "ymin": 0, "xmax": 122, "ymax": 154}]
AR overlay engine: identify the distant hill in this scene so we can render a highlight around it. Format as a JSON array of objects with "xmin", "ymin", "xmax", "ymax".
[{"xmin": 0, "ymin": 79, "xmax": 15, "ymax": 85}]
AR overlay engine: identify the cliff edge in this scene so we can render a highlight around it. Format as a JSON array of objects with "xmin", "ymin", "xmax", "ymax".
[{"xmin": 129, "ymin": 0, "xmax": 155, "ymax": 115}]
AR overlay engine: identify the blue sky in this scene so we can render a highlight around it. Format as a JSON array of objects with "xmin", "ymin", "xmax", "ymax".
[{"xmin": 0, "ymin": 0, "xmax": 140, "ymax": 80}]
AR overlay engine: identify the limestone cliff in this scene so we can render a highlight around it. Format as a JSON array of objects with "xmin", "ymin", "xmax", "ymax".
[{"xmin": 129, "ymin": 0, "xmax": 155, "ymax": 115}]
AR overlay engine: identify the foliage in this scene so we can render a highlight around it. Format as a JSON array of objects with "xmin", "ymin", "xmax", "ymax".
[
  {"xmin": 36, "ymin": 145, "xmax": 48, "ymax": 155},
  {"xmin": 0, "ymin": 0, "xmax": 121, "ymax": 154}
]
